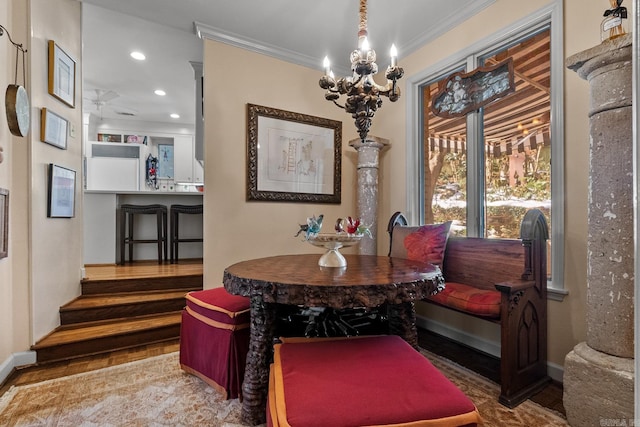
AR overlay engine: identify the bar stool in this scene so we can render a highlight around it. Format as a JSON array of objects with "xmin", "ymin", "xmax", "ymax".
[
  {"xmin": 170, "ymin": 204, "xmax": 203, "ymax": 263},
  {"xmin": 118, "ymin": 204, "xmax": 167, "ymax": 265}
]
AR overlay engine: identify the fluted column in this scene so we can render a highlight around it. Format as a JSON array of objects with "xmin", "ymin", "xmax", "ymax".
[
  {"xmin": 563, "ymin": 34, "xmax": 634, "ymax": 426},
  {"xmin": 349, "ymin": 136, "xmax": 388, "ymax": 255}
]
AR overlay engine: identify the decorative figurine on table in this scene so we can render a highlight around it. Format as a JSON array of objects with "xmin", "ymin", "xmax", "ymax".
[
  {"xmin": 300, "ymin": 215, "xmax": 369, "ymax": 267},
  {"xmin": 602, "ymin": 0, "xmax": 627, "ymax": 41},
  {"xmin": 295, "ymin": 214, "xmax": 324, "ymax": 240},
  {"xmin": 344, "ymin": 216, "xmax": 372, "ymax": 238}
]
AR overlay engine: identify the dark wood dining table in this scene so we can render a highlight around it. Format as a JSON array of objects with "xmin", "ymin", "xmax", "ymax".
[{"xmin": 223, "ymin": 253, "xmax": 444, "ymax": 426}]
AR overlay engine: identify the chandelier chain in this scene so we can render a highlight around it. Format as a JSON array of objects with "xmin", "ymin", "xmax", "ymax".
[{"xmin": 358, "ymin": 0, "xmax": 368, "ymax": 37}]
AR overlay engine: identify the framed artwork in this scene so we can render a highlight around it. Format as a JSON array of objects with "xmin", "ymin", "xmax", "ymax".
[
  {"xmin": 40, "ymin": 108, "xmax": 68, "ymax": 149},
  {"xmin": 158, "ymin": 144, "xmax": 174, "ymax": 178},
  {"xmin": 47, "ymin": 164, "xmax": 76, "ymax": 218},
  {"xmin": 247, "ymin": 104, "xmax": 342, "ymax": 204},
  {"xmin": 0, "ymin": 188, "xmax": 8, "ymax": 259},
  {"xmin": 48, "ymin": 40, "xmax": 76, "ymax": 108}
]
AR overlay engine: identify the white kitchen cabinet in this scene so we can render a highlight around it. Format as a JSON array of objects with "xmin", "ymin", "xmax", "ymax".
[
  {"xmin": 194, "ymin": 159, "xmax": 204, "ymax": 183},
  {"xmin": 174, "ymin": 135, "xmax": 203, "ymax": 184}
]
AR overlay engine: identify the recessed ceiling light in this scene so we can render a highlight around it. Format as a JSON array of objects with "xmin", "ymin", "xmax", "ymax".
[
  {"xmin": 130, "ymin": 51, "xmax": 146, "ymax": 61},
  {"xmin": 154, "ymin": 89, "xmax": 166, "ymax": 96},
  {"xmin": 170, "ymin": 113, "xmax": 180, "ymax": 119}
]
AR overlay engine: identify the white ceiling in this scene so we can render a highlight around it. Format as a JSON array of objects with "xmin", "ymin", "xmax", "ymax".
[{"xmin": 80, "ymin": 0, "xmax": 495, "ymax": 126}]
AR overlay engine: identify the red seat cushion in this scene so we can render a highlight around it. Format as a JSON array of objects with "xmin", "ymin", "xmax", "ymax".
[
  {"xmin": 269, "ymin": 335, "xmax": 481, "ymax": 427},
  {"xmin": 429, "ymin": 282, "xmax": 501, "ymax": 318},
  {"xmin": 185, "ymin": 287, "xmax": 250, "ymax": 327}
]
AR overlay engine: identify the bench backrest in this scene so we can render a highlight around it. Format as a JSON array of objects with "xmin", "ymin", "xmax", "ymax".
[
  {"xmin": 442, "ymin": 237, "xmax": 524, "ymax": 291},
  {"xmin": 388, "ymin": 210, "xmax": 549, "ymax": 293}
]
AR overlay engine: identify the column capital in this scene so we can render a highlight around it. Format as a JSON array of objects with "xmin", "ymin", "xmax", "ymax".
[{"xmin": 349, "ymin": 135, "xmax": 390, "ymax": 151}]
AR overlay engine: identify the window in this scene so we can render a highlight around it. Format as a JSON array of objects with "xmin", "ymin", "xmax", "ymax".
[{"xmin": 406, "ymin": 3, "xmax": 566, "ymax": 298}]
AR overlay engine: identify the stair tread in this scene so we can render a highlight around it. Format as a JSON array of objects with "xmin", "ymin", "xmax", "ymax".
[
  {"xmin": 61, "ymin": 290, "xmax": 192, "ymax": 311},
  {"xmin": 33, "ymin": 312, "xmax": 181, "ymax": 348}
]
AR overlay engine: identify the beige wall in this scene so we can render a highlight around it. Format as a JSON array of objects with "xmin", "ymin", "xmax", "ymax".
[
  {"xmin": 375, "ymin": 0, "xmax": 598, "ymax": 368},
  {"xmin": 29, "ymin": 0, "xmax": 83, "ymax": 341},
  {"xmin": 202, "ymin": 41, "xmax": 360, "ymax": 285},
  {"xmin": 0, "ymin": 0, "xmax": 83, "ymax": 366},
  {"xmin": 0, "ymin": 0, "xmax": 21, "ymax": 362}
]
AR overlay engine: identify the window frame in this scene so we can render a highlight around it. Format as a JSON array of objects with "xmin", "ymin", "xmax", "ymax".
[{"xmin": 405, "ymin": 1, "xmax": 567, "ymax": 300}]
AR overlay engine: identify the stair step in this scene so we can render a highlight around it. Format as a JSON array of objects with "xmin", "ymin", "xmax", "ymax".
[
  {"xmin": 81, "ymin": 274, "xmax": 203, "ymax": 295},
  {"xmin": 32, "ymin": 312, "xmax": 182, "ymax": 364},
  {"xmin": 59, "ymin": 290, "xmax": 195, "ymax": 325}
]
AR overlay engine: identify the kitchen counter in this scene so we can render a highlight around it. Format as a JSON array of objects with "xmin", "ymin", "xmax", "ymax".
[
  {"xmin": 84, "ymin": 190, "xmax": 203, "ymax": 195},
  {"xmin": 83, "ymin": 191, "xmax": 203, "ymax": 264}
]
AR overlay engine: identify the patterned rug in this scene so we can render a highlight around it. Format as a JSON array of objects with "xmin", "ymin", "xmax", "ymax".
[{"xmin": 0, "ymin": 350, "xmax": 568, "ymax": 426}]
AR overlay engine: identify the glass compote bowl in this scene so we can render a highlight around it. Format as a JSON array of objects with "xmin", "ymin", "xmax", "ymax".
[{"xmin": 307, "ymin": 233, "xmax": 363, "ymax": 267}]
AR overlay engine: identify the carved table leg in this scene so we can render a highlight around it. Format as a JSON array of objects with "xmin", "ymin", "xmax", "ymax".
[
  {"xmin": 241, "ymin": 295, "xmax": 276, "ymax": 426},
  {"xmin": 388, "ymin": 301, "xmax": 418, "ymax": 349}
]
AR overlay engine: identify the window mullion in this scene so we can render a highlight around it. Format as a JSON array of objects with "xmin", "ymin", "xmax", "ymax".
[{"xmin": 466, "ymin": 109, "xmax": 484, "ymax": 238}]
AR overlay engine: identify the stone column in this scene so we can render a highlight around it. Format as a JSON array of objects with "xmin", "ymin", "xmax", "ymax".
[
  {"xmin": 564, "ymin": 34, "xmax": 634, "ymax": 426},
  {"xmin": 349, "ymin": 135, "xmax": 388, "ymax": 255}
]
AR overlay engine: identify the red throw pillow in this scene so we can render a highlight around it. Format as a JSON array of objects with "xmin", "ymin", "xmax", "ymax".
[{"xmin": 403, "ymin": 221, "xmax": 452, "ymax": 267}]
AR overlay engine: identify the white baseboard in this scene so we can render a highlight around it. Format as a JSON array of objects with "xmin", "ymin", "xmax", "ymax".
[
  {"xmin": 0, "ymin": 351, "xmax": 37, "ymax": 386},
  {"xmin": 416, "ymin": 315, "xmax": 564, "ymax": 383}
]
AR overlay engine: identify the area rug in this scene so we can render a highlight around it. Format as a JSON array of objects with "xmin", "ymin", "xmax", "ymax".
[{"xmin": 0, "ymin": 350, "xmax": 568, "ymax": 426}]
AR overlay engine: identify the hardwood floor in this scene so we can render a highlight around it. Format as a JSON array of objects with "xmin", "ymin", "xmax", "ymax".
[
  {"xmin": 418, "ymin": 328, "xmax": 566, "ymax": 417},
  {"xmin": 83, "ymin": 259, "xmax": 203, "ymax": 281}
]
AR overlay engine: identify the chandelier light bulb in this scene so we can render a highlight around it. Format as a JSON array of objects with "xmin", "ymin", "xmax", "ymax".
[
  {"xmin": 390, "ymin": 44, "xmax": 398, "ymax": 67},
  {"xmin": 361, "ymin": 37, "xmax": 370, "ymax": 53},
  {"xmin": 323, "ymin": 56, "xmax": 331, "ymax": 76}
]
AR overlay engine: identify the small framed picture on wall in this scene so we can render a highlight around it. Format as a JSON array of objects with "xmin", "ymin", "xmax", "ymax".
[
  {"xmin": 40, "ymin": 108, "xmax": 68, "ymax": 149},
  {"xmin": 48, "ymin": 40, "xmax": 76, "ymax": 108},
  {"xmin": 47, "ymin": 164, "xmax": 76, "ymax": 218}
]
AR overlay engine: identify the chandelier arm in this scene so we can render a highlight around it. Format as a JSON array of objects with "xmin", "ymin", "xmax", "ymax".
[
  {"xmin": 370, "ymin": 80, "xmax": 395, "ymax": 93},
  {"xmin": 332, "ymin": 100, "xmax": 346, "ymax": 109}
]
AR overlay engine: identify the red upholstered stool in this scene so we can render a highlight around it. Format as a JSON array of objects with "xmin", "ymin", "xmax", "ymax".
[
  {"xmin": 268, "ymin": 335, "xmax": 482, "ymax": 427},
  {"xmin": 179, "ymin": 287, "xmax": 250, "ymax": 400}
]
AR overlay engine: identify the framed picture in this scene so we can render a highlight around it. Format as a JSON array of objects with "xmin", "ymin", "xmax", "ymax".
[
  {"xmin": 48, "ymin": 40, "xmax": 76, "ymax": 108},
  {"xmin": 40, "ymin": 108, "xmax": 68, "ymax": 149},
  {"xmin": 0, "ymin": 188, "xmax": 8, "ymax": 259},
  {"xmin": 158, "ymin": 144, "xmax": 174, "ymax": 178},
  {"xmin": 247, "ymin": 104, "xmax": 342, "ymax": 203},
  {"xmin": 47, "ymin": 164, "xmax": 76, "ymax": 218}
]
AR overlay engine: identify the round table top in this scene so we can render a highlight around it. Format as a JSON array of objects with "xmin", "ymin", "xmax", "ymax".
[{"xmin": 223, "ymin": 254, "xmax": 444, "ymax": 307}]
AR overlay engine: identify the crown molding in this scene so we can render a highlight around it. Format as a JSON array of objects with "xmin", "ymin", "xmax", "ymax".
[{"xmin": 193, "ymin": 21, "xmax": 353, "ymax": 75}]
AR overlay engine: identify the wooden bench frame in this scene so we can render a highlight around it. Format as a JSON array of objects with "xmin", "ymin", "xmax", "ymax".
[{"xmin": 387, "ymin": 209, "xmax": 550, "ymax": 408}]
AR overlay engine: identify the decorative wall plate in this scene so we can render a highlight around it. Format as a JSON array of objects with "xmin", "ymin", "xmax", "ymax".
[{"xmin": 5, "ymin": 84, "xmax": 30, "ymax": 137}]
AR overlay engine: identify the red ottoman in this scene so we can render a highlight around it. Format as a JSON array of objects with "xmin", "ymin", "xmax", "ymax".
[
  {"xmin": 179, "ymin": 287, "xmax": 250, "ymax": 400},
  {"xmin": 268, "ymin": 335, "xmax": 482, "ymax": 427}
]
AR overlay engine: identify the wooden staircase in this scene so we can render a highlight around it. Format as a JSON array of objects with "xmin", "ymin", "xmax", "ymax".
[{"xmin": 31, "ymin": 263, "xmax": 203, "ymax": 364}]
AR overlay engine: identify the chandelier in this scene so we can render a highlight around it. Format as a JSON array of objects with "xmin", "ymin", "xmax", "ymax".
[{"xmin": 319, "ymin": 0, "xmax": 404, "ymax": 142}]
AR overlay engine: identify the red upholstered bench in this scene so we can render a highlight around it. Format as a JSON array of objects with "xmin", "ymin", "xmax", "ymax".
[
  {"xmin": 179, "ymin": 287, "xmax": 250, "ymax": 400},
  {"xmin": 267, "ymin": 335, "xmax": 481, "ymax": 427},
  {"xmin": 387, "ymin": 209, "xmax": 550, "ymax": 408}
]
